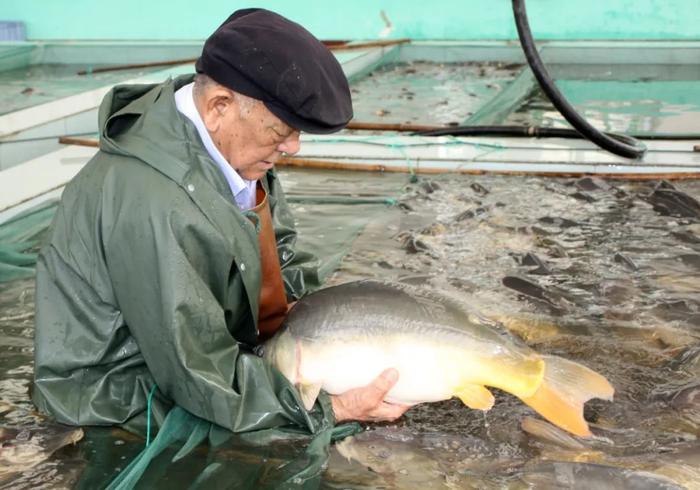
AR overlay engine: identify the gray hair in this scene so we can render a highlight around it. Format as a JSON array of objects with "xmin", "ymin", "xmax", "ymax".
[{"xmin": 193, "ymin": 73, "xmax": 258, "ymax": 118}]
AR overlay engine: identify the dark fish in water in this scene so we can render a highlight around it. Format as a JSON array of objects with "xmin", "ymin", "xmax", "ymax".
[
  {"xmin": 643, "ymin": 181, "xmax": 700, "ymax": 219},
  {"xmin": 668, "ymin": 383, "xmax": 700, "ymax": 409},
  {"xmin": 678, "ymin": 254, "xmax": 700, "ymax": 271},
  {"xmin": 672, "ymin": 230, "xmax": 700, "ymax": 244},
  {"xmin": 419, "ymin": 180, "xmax": 441, "ymax": 194},
  {"xmin": 649, "ymin": 300, "xmax": 700, "ymax": 326},
  {"xmin": 613, "ymin": 252, "xmax": 639, "ymax": 271},
  {"xmin": 519, "ymin": 252, "xmax": 552, "ymax": 275},
  {"xmin": 399, "ymin": 233, "xmax": 432, "ymax": 255},
  {"xmin": 470, "ymin": 182, "xmax": 490, "ymax": 196},
  {"xmin": 520, "ymin": 461, "xmax": 684, "ymax": 490},
  {"xmin": 264, "ymin": 280, "xmax": 614, "ymax": 437},
  {"xmin": 575, "ymin": 177, "xmax": 606, "ymax": 192},
  {"xmin": 501, "ymin": 275, "xmax": 570, "ymax": 314},
  {"xmin": 454, "ymin": 206, "xmax": 488, "ymax": 221},
  {"xmin": 538, "ymin": 216, "xmax": 582, "ymax": 229},
  {"xmin": 570, "ymin": 191, "xmax": 597, "ymax": 203},
  {"xmin": 523, "ymin": 418, "xmax": 699, "ymax": 488},
  {"xmin": 666, "ymin": 343, "xmax": 700, "ymax": 375},
  {"xmin": 0, "ymin": 424, "xmax": 83, "ymax": 479},
  {"xmin": 653, "ymin": 345, "xmax": 700, "ymax": 409}
]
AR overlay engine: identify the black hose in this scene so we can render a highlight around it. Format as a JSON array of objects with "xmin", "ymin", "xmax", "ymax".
[
  {"xmin": 511, "ymin": 0, "xmax": 646, "ymax": 159},
  {"xmin": 416, "ymin": 125, "xmax": 647, "ymax": 145}
]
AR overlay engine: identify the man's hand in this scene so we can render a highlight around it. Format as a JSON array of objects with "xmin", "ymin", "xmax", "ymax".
[{"xmin": 330, "ymin": 368, "xmax": 411, "ymax": 422}]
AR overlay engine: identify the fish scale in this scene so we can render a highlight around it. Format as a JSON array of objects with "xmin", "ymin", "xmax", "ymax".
[{"xmin": 285, "ymin": 280, "xmax": 519, "ymax": 347}]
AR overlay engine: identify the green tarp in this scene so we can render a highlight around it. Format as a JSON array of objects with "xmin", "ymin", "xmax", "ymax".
[{"xmin": 0, "ymin": 200, "xmax": 57, "ymax": 282}]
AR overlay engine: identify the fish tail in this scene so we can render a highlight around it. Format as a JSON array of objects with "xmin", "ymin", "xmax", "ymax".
[{"xmin": 519, "ymin": 355, "xmax": 614, "ymax": 437}]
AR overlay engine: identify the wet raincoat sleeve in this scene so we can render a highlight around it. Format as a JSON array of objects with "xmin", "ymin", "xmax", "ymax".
[
  {"xmin": 267, "ymin": 172, "xmax": 322, "ymax": 301},
  {"xmin": 103, "ymin": 184, "xmax": 331, "ymax": 434}
]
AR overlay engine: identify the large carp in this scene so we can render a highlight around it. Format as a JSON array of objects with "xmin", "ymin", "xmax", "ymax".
[{"xmin": 264, "ymin": 280, "xmax": 614, "ymax": 437}]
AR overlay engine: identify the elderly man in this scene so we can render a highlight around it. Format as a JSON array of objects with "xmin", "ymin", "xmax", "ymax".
[{"xmin": 32, "ymin": 9, "xmax": 408, "ymax": 434}]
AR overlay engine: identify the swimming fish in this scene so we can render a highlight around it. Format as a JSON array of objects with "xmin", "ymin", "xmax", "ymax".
[
  {"xmin": 264, "ymin": 280, "xmax": 614, "ymax": 437},
  {"xmin": 520, "ymin": 462, "xmax": 684, "ymax": 490},
  {"xmin": 0, "ymin": 423, "xmax": 83, "ymax": 480},
  {"xmin": 330, "ymin": 426, "xmax": 504, "ymax": 488}
]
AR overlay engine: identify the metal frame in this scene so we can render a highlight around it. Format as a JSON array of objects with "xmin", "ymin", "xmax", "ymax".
[{"xmin": 1, "ymin": 40, "xmax": 699, "ymax": 224}]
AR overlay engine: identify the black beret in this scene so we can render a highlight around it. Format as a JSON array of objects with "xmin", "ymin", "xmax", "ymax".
[{"xmin": 196, "ymin": 8, "xmax": 353, "ymax": 134}]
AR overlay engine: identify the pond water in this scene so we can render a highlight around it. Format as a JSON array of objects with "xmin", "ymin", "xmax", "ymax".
[
  {"xmin": 1, "ymin": 169, "xmax": 699, "ymax": 488},
  {"xmin": 347, "ymin": 60, "xmax": 700, "ymax": 138},
  {"xmin": 0, "ymin": 64, "xmax": 170, "ymax": 116},
  {"xmin": 349, "ymin": 61, "xmax": 523, "ymax": 126},
  {"xmin": 506, "ymin": 64, "xmax": 700, "ymax": 136}
]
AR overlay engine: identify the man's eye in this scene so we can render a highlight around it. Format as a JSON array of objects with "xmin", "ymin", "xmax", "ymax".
[{"xmin": 271, "ymin": 126, "xmax": 294, "ymax": 138}]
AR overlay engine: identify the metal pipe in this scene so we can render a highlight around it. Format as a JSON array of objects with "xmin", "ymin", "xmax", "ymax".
[{"xmin": 77, "ymin": 58, "xmax": 196, "ymax": 75}]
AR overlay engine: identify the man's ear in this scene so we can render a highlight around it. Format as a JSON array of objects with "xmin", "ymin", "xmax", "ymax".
[{"xmin": 199, "ymin": 88, "xmax": 236, "ymax": 133}]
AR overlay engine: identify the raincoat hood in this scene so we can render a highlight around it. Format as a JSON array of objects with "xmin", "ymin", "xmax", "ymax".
[{"xmin": 97, "ymin": 75, "xmax": 227, "ymax": 196}]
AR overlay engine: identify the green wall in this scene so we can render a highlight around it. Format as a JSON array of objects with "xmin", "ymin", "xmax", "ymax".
[{"xmin": 0, "ymin": 0, "xmax": 698, "ymax": 41}]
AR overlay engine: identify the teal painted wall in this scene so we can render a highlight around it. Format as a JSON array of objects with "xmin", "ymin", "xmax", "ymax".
[{"xmin": 0, "ymin": 0, "xmax": 698, "ymax": 41}]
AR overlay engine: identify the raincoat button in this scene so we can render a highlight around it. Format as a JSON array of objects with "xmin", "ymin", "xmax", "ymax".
[
  {"xmin": 240, "ymin": 263, "xmax": 246, "ymax": 271},
  {"xmin": 187, "ymin": 184, "xmax": 195, "ymax": 192}
]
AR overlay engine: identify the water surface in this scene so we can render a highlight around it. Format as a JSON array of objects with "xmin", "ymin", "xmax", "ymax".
[
  {"xmin": 349, "ymin": 61, "xmax": 522, "ymax": 126},
  {"xmin": 0, "ymin": 64, "xmax": 170, "ymax": 115},
  {"xmin": 1, "ymin": 170, "xmax": 699, "ymax": 488},
  {"xmin": 506, "ymin": 64, "xmax": 700, "ymax": 135}
]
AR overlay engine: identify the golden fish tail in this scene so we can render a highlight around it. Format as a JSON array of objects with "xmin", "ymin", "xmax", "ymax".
[{"xmin": 519, "ymin": 355, "xmax": 614, "ymax": 437}]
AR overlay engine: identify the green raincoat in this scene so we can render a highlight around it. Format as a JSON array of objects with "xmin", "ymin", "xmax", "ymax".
[{"xmin": 32, "ymin": 75, "xmax": 331, "ymax": 434}]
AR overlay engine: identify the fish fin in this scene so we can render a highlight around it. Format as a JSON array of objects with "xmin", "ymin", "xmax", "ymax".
[
  {"xmin": 520, "ymin": 355, "xmax": 614, "ymax": 438},
  {"xmin": 297, "ymin": 382, "xmax": 323, "ymax": 411},
  {"xmin": 455, "ymin": 384, "xmax": 495, "ymax": 410},
  {"xmin": 521, "ymin": 416, "xmax": 586, "ymax": 450}
]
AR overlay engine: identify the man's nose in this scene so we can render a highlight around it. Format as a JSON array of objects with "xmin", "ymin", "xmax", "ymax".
[{"xmin": 278, "ymin": 131, "xmax": 301, "ymax": 156}]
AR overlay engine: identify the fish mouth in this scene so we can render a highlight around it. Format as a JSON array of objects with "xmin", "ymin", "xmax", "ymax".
[{"xmin": 67, "ymin": 428, "xmax": 84, "ymax": 445}]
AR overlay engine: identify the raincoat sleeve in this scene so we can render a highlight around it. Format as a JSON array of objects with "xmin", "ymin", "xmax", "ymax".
[
  {"xmin": 268, "ymin": 172, "xmax": 322, "ymax": 301},
  {"xmin": 103, "ymin": 186, "xmax": 332, "ymax": 433}
]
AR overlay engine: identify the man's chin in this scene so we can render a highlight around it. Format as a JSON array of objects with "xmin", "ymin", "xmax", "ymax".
[{"xmin": 240, "ymin": 169, "xmax": 270, "ymax": 181}]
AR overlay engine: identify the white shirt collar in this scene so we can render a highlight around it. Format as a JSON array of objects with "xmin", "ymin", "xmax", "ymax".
[{"xmin": 174, "ymin": 82, "xmax": 257, "ymax": 211}]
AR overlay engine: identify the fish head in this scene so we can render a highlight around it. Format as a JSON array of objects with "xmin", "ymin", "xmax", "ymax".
[
  {"xmin": 0, "ymin": 425, "xmax": 83, "ymax": 475},
  {"xmin": 335, "ymin": 429, "xmax": 436, "ymax": 476},
  {"xmin": 263, "ymin": 328, "xmax": 299, "ymax": 385}
]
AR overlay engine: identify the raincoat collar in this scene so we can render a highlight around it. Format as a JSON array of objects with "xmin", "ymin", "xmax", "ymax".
[{"xmin": 174, "ymin": 82, "xmax": 257, "ymax": 211}]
